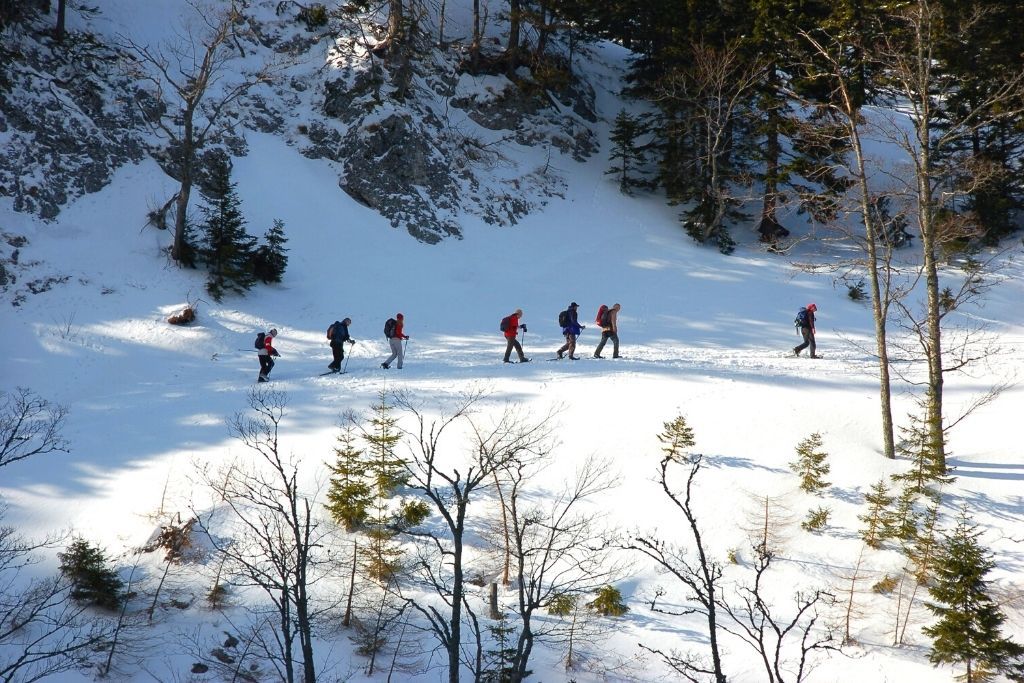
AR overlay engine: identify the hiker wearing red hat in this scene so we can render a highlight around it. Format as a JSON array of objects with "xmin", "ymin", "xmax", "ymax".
[
  {"xmin": 382, "ymin": 313, "xmax": 409, "ymax": 369},
  {"xmin": 793, "ymin": 303, "xmax": 818, "ymax": 358}
]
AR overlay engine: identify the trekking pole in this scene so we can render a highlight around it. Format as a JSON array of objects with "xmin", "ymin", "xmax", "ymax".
[{"xmin": 343, "ymin": 341, "xmax": 355, "ymax": 373}]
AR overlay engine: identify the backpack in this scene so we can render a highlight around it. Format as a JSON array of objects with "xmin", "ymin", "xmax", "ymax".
[
  {"xmin": 795, "ymin": 308, "xmax": 809, "ymax": 328},
  {"xmin": 384, "ymin": 318, "xmax": 397, "ymax": 339},
  {"xmin": 558, "ymin": 309, "xmax": 570, "ymax": 328},
  {"xmin": 595, "ymin": 304, "xmax": 609, "ymax": 326},
  {"xmin": 500, "ymin": 316, "xmax": 511, "ymax": 332},
  {"xmin": 254, "ymin": 331, "xmax": 266, "ymax": 350},
  {"xmin": 326, "ymin": 323, "xmax": 334, "ymax": 340}
]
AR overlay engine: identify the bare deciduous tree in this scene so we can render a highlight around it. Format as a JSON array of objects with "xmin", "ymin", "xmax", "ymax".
[
  {"xmin": 497, "ymin": 454, "xmax": 621, "ymax": 683},
  {"xmin": 628, "ymin": 416, "xmax": 727, "ymax": 683},
  {"xmin": 395, "ymin": 392, "xmax": 553, "ymax": 683},
  {"xmin": 196, "ymin": 387, "xmax": 334, "ymax": 683},
  {"xmin": 122, "ymin": 1, "xmax": 273, "ymax": 263},
  {"xmin": 0, "ymin": 387, "xmax": 69, "ymax": 469},
  {"xmin": 653, "ymin": 41, "xmax": 767, "ymax": 253},
  {"xmin": 871, "ymin": 0, "xmax": 1024, "ymax": 470},
  {"xmin": 719, "ymin": 546, "xmax": 838, "ymax": 683}
]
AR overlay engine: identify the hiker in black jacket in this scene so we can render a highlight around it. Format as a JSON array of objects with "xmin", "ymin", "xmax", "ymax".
[{"xmin": 327, "ymin": 318, "xmax": 353, "ymax": 372}]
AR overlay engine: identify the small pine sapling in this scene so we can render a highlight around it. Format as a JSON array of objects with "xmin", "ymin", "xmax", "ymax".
[
  {"xmin": 789, "ymin": 432, "xmax": 831, "ymax": 495},
  {"xmin": 325, "ymin": 425, "xmax": 372, "ymax": 532},
  {"xmin": 251, "ymin": 218, "xmax": 289, "ymax": 284},
  {"xmin": 859, "ymin": 479, "xmax": 895, "ymax": 549},
  {"xmin": 890, "ymin": 413, "xmax": 953, "ymax": 500},
  {"xmin": 587, "ymin": 585, "xmax": 629, "ymax": 617},
  {"xmin": 547, "ymin": 593, "xmax": 577, "ymax": 617},
  {"xmin": 58, "ymin": 537, "xmax": 125, "ymax": 611},
  {"xmin": 872, "ymin": 575, "xmax": 898, "ymax": 594},
  {"xmin": 482, "ymin": 611, "xmax": 521, "ymax": 682},
  {"xmin": 801, "ymin": 506, "xmax": 831, "ymax": 532}
]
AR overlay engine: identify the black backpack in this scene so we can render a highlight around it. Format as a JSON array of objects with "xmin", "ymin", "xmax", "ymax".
[
  {"xmin": 558, "ymin": 309, "xmax": 570, "ymax": 327},
  {"xmin": 500, "ymin": 316, "xmax": 511, "ymax": 332},
  {"xmin": 384, "ymin": 318, "xmax": 397, "ymax": 339},
  {"xmin": 254, "ymin": 331, "xmax": 266, "ymax": 349}
]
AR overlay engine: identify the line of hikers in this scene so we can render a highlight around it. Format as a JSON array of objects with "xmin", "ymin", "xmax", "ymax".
[
  {"xmin": 255, "ymin": 301, "xmax": 818, "ymax": 380},
  {"xmin": 253, "ymin": 301, "xmax": 624, "ymax": 381}
]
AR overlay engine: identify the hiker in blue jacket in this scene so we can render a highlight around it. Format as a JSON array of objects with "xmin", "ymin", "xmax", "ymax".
[
  {"xmin": 793, "ymin": 303, "xmax": 818, "ymax": 358},
  {"xmin": 556, "ymin": 302, "xmax": 584, "ymax": 360}
]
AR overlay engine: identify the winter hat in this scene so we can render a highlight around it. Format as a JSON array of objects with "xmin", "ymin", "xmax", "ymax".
[
  {"xmin": 807, "ymin": 303, "xmax": 817, "ymax": 312},
  {"xmin": 570, "ymin": 302, "xmax": 578, "ymax": 308},
  {"xmin": 397, "ymin": 313, "xmax": 404, "ymax": 319},
  {"xmin": 269, "ymin": 328, "xmax": 278, "ymax": 336}
]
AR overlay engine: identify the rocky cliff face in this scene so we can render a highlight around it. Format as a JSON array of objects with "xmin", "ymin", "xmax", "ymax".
[
  {"xmin": 0, "ymin": 1, "xmax": 601, "ymax": 248},
  {"xmin": 0, "ymin": 28, "xmax": 146, "ymax": 220}
]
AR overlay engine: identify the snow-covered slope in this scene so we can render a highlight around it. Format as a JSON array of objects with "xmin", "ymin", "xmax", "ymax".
[{"xmin": 3, "ymin": 2, "xmax": 1023, "ymax": 682}]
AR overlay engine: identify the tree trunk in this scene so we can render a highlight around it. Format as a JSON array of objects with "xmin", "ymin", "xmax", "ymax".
[
  {"xmin": 448, "ymin": 518, "xmax": 464, "ymax": 683},
  {"xmin": 506, "ymin": 0, "xmax": 521, "ymax": 75},
  {"xmin": 172, "ymin": 112, "xmax": 195, "ymax": 263},
  {"xmin": 760, "ymin": 67, "xmax": 781, "ymax": 234},
  {"xmin": 851, "ymin": 129, "xmax": 896, "ymax": 459},
  {"xmin": 55, "ymin": 0, "xmax": 66, "ymax": 41}
]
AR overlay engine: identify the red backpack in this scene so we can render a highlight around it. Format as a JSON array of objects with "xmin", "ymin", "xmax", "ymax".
[{"xmin": 595, "ymin": 304, "xmax": 609, "ymax": 325}]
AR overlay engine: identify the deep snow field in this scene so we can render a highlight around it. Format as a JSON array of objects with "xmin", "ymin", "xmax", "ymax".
[{"xmin": 4, "ymin": 2, "xmax": 1024, "ymax": 682}]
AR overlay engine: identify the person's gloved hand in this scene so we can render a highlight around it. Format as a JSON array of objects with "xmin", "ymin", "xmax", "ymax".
[{"xmin": 520, "ymin": 324, "xmax": 528, "ymax": 333}]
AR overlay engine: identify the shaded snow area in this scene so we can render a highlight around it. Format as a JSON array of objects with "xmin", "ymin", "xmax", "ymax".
[{"xmin": 3, "ymin": 1, "xmax": 1024, "ymax": 682}]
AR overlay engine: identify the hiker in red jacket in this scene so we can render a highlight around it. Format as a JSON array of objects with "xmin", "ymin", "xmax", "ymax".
[
  {"xmin": 382, "ymin": 313, "xmax": 409, "ymax": 369},
  {"xmin": 258, "ymin": 328, "xmax": 279, "ymax": 382},
  {"xmin": 502, "ymin": 308, "xmax": 530, "ymax": 363}
]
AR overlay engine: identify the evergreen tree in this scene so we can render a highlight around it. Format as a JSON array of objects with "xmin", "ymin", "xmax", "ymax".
[
  {"xmin": 606, "ymin": 109, "xmax": 651, "ymax": 194},
  {"xmin": 858, "ymin": 478, "xmax": 894, "ymax": 549},
  {"xmin": 587, "ymin": 584, "xmax": 629, "ymax": 617},
  {"xmin": 923, "ymin": 509, "xmax": 1024, "ymax": 682},
  {"xmin": 57, "ymin": 537, "xmax": 124, "ymax": 611},
  {"xmin": 745, "ymin": 0, "xmax": 852, "ymax": 246},
  {"xmin": 251, "ymin": 218, "xmax": 289, "ymax": 284},
  {"xmin": 930, "ymin": 0, "xmax": 1024, "ymax": 247},
  {"xmin": 325, "ymin": 425, "xmax": 372, "ymax": 532},
  {"xmin": 789, "ymin": 432, "xmax": 831, "ymax": 495},
  {"xmin": 177, "ymin": 214, "xmax": 200, "ymax": 269},
  {"xmin": 889, "ymin": 485, "xmax": 920, "ymax": 544},
  {"xmin": 482, "ymin": 611, "xmax": 521, "ymax": 683},
  {"xmin": 890, "ymin": 413, "xmax": 953, "ymax": 501},
  {"xmin": 361, "ymin": 392, "xmax": 408, "ymax": 583},
  {"xmin": 199, "ymin": 158, "xmax": 255, "ymax": 301}
]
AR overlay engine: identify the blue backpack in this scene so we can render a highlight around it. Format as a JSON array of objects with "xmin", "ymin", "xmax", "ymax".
[{"xmin": 795, "ymin": 308, "xmax": 809, "ymax": 328}]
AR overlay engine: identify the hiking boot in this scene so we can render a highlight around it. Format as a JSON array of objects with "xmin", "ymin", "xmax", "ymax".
[
  {"xmin": 557, "ymin": 352, "xmax": 564, "ymax": 359},
  {"xmin": 612, "ymin": 354, "xmax": 620, "ymax": 358},
  {"xmin": 569, "ymin": 355, "xmax": 580, "ymax": 360},
  {"xmin": 593, "ymin": 354, "xmax": 603, "ymax": 358},
  {"xmin": 792, "ymin": 347, "xmax": 801, "ymax": 356},
  {"xmin": 381, "ymin": 363, "xmax": 389, "ymax": 369},
  {"xmin": 520, "ymin": 358, "xmax": 531, "ymax": 363},
  {"xmin": 503, "ymin": 359, "xmax": 512, "ymax": 363},
  {"xmin": 258, "ymin": 375, "xmax": 268, "ymax": 383}
]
